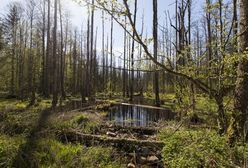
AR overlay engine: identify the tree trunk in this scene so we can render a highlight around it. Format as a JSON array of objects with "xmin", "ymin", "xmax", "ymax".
[
  {"xmin": 110, "ymin": 3, "xmax": 113, "ymax": 98},
  {"xmin": 130, "ymin": 0, "xmax": 137, "ymax": 101},
  {"xmin": 233, "ymin": 0, "xmax": 238, "ymax": 52},
  {"xmin": 45, "ymin": 0, "xmax": 51, "ymax": 97},
  {"xmin": 28, "ymin": 3, "xmax": 35, "ymax": 106},
  {"xmin": 123, "ymin": 16, "xmax": 127, "ymax": 98},
  {"xmin": 206, "ymin": 0, "xmax": 212, "ymax": 95},
  {"xmin": 215, "ymin": 96, "xmax": 227, "ymax": 134},
  {"xmin": 52, "ymin": 0, "xmax": 58, "ymax": 108},
  {"xmin": 90, "ymin": 0, "xmax": 95, "ymax": 99},
  {"xmin": 153, "ymin": 0, "xmax": 160, "ymax": 106},
  {"xmin": 41, "ymin": 0, "xmax": 46, "ymax": 96},
  {"xmin": 86, "ymin": 11, "xmax": 90, "ymax": 97},
  {"xmin": 230, "ymin": 0, "xmax": 248, "ymax": 142},
  {"xmin": 59, "ymin": 0, "xmax": 66, "ymax": 99}
]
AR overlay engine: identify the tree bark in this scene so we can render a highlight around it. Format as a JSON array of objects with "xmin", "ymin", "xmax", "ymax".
[
  {"xmin": 230, "ymin": 0, "xmax": 248, "ymax": 142},
  {"xmin": 130, "ymin": 0, "xmax": 137, "ymax": 101},
  {"xmin": 153, "ymin": 0, "xmax": 160, "ymax": 106},
  {"xmin": 52, "ymin": 0, "xmax": 58, "ymax": 108}
]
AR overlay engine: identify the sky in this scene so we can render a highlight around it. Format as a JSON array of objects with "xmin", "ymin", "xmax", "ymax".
[{"xmin": 0, "ymin": 0, "xmax": 202, "ymax": 66}]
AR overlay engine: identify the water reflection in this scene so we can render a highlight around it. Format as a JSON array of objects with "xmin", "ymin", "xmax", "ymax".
[{"xmin": 108, "ymin": 105, "xmax": 175, "ymax": 127}]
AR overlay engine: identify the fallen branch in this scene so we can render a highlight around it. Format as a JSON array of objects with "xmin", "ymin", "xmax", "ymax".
[{"xmin": 59, "ymin": 129, "xmax": 164, "ymax": 149}]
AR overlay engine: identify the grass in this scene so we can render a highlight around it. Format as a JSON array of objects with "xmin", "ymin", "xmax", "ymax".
[
  {"xmin": 0, "ymin": 134, "xmax": 25, "ymax": 168},
  {"xmin": 0, "ymin": 134, "xmax": 123, "ymax": 168},
  {"xmin": 0, "ymin": 98, "xmax": 124, "ymax": 167},
  {"xmin": 32, "ymin": 139, "xmax": 123, "ymax": 168},
  {"xmin": 0, "ymin": 94, "xmax": 242, "ymax": 167},
  {"xmin": 159, "ymin": 126, "xmax": 248, "ymax": 168}
]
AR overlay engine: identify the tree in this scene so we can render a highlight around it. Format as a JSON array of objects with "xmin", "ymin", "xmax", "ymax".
[
  {"xmin": 45, "ymin": 0, "xmax": 51, "ymax": 97},
  {"xmin": 233, "ymin": 0, "xmax": 238, "ymax": 52},
  {"xmin": 41, "ymin": 0, "xmax": 46, "ymax": 97},
  {"xmin": 4, "ymin": 3, "xmax": 21, "ymax": 96},
  {"xmin": 110, "ymin": 2, "xmax": 113, "ymax": 98},
  {"xmin": 230, "ymin": 0, "xmax": 248, "ymax": 142},
  {"xmin": 123, "ymin": 16, "xmax": 127, "ymax": 97},
  {"xmin": 52, "ymin": 0, "xmax": 58, "ymax": 108},
  {"xmin": 0, "ymin": 20, "xmax": 4, "ymax": 51},
  {"xmin": 153, "ymin": 0, "xmax": 160, "ymax": 106},
  {"xmin": 27, "ymin": 0, "xmax": 36, "ymax": 105},
  {"xmin": 59, "ymin": 0, "xmax": 66, "ymax": 99},
  {"xmin": 130, "ymin": 0, "xmax": 137, "ymax": 101}
]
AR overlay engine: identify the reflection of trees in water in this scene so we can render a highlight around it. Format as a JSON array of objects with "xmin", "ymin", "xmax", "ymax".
[{"xmin": 109, "ymin": 105, "xmax": 175, "ymax": 127}]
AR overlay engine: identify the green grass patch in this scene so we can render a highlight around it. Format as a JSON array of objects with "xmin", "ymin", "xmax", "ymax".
[
  {"xmin": 32, "ymin": 139, "xmax": 122, "ymax": 168},
  {"xmin": 0, "ymin": 134, "xmax": 26, "ymax": 168},
  {"xmin": 159, "ymin": 128, "xmax": 248, "ymax": 168}
]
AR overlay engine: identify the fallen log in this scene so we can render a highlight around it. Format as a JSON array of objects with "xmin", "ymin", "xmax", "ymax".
[
  {"xmin": 99, "ymin": 124, "xmax": 159, "ymax": 135},
  {"xmin": 59, "ymin": 129, "xmax": 164, "ymax": 150},
  {"xmin": 117, "ymin": 103, "xmax": 171, "ymax": 111}
]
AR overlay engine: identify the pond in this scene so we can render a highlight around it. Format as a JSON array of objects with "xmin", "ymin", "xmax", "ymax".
[{"xmin": 108, "ymin": 104, "xmax": 175, "ymax": 127}]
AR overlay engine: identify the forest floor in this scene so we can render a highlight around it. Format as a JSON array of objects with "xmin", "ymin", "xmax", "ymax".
[
  {"xmin": 0, "ymin": 97, "xmax": 168, "ymax": 167},
  {"xmin": 0, "ymin": 95, "xmax": 247, "ymax": 167}
]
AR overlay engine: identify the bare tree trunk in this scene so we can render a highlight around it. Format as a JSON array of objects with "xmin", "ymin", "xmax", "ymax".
[
  {"xmin": 80, "ymin": 24, "xmax": 86, "ymax": 103},
  {"xmin": 72, "ymin": 30, "xmax": 77, "ymax": 95},
  {"xmin": 206, "ymin": 0, "xmax": 212, "ymax": 94},
  {"xmin": 233, "ymin": 0, "xmax": 238, "ymax": 52},
  {"xmin": 41, "ymin": 0, "xmax": 46, "ymax": 96},
  {"xmin": 106, "ymin": 36, "xmax": 109, "ymax": 94},
  {"xmin": 93, "ymin": 27, "xmax": 97, "ymax": 96},
  {"xmin": 52, "ymin": 0, "xmax": 58, "ymax": 108},
  {"xmin": 102, "ymin": 11, "xmax": 105, "ymax": 92},
  {"xmin": 130, "ymin": 0, "xmax": 137, "ymax": 101},
  {"xmin": 45, "ymin": 0, "xmax": 51, "ymax": 97},
  {"xmin": 153, "ymin": 0, "xmax": 160, "ymax": 106},
  {"xmin": 86, "ymin": 11, "xmax": 90, "ymax": 97},
  {"xmin": 123, "ymin": 16, "xmax": 127, "ymax": 98},
  {"xmin": 110, "ymin": 3, "xmax": 113, "ymax": 98},
  {"xmin": 90, "ymin": 0, "xmax": 95, "ymax": 99},
  {"xmin": 18, "ymin": 22, "xmax": 24, "ymax": 99},
  {"xmin": 59, "ymin": 0, "xmax": 66, "ymax": 99},
  {"xmin": 188, "ymin": 0, "xmax": 195, "ymax": 112},
  {"xmin": 28, "ymin": 0, "xmax": 35, "ymax": 105}
]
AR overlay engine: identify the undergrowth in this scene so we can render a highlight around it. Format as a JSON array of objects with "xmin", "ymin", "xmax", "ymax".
[
  {"xmin": 160, "ymin": 127, "xmax": 248, "ymax": 168},
  {"xmin": 0, "ymin": 98, "xmax": 123, "ymax": 167}
]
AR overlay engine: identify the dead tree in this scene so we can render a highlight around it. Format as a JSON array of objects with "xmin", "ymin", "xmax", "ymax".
[
  {"xmin": 153, "ymin": 0, "xmax": 160, "ymax": 106},
  {"xmin": 52, "ymin": 0, "xmax": 58, "ymax": 108}
]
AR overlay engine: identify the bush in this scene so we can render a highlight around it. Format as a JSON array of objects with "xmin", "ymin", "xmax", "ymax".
[{"xmin": 160, "ymin": 129, "xmax": 247, "ymax": 168}]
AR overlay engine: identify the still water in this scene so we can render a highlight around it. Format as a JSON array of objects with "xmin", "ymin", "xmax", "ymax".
[{"xmin": 108, "ymin": 104, "xmax": 175, "ymax": 127}]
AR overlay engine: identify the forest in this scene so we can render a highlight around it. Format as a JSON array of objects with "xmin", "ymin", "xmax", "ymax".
[{"xmin": 0, "ymin": 0, "xmax": 247, "ymax": 167}]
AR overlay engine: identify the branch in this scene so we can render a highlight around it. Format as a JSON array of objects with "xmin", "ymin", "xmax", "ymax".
[{"xmin": 122, "ymin": 0, "xmax": 214, "ymax": 96}]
